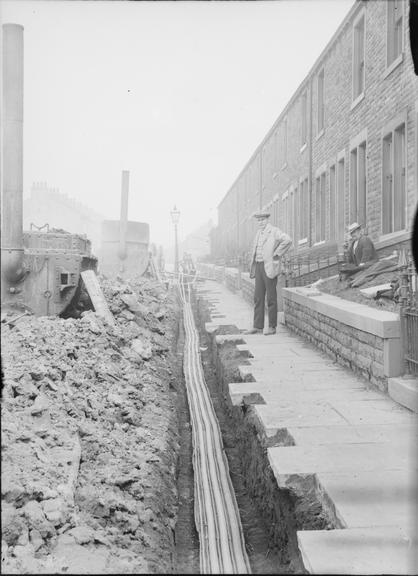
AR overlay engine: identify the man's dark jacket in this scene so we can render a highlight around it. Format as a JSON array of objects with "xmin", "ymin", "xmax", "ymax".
[{"xmin": 347, "ymin": 235, "xmax": 378, "ymax": 267}]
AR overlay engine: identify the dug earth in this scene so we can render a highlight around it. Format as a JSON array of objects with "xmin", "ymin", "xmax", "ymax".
[{"xmin": 1, "ymin": 276, "xmax": 182, "ymax": 574}]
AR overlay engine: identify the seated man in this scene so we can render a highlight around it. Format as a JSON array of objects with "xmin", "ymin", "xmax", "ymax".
[{"xmin": 339, "ymin": 222, "xmax": 378, "ymax": 279}]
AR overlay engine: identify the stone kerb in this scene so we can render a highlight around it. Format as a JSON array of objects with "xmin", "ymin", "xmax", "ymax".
[{"xmin": 282, "ymin": 287, "xmax": 402, "ymax": 391}]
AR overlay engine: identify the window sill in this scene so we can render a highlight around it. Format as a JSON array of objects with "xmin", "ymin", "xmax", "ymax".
[
  {"xmin": 351, "ymin": 92, "xmax": 365, "ymax": 111},
  {"xmin": 315, "ymin": 129, "xmax": 324, "ymax": 142},
  {"xmin": 300, "ymin": 143, "xmax": 307, "ymax": 154},
  {"xmin": 377, "ymin": 229, "xmax": 410, "ymax": 248},
  {"xmin": 298, "ymin": 238, "xmax": 308, "ymax": 246},
  {"xmin": 383, "ymin": 53, "xmax": 404, "ymax": 80},
  {"xmin": 313, "ymin": 240, "xmax": 326, "ymax": 247},
  {"xmin": 281, "ymin": 162, "xmax": 288, "ymax": 171}
]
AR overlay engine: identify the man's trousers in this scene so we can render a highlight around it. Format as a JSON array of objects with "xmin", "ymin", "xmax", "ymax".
[{"xmin": 253, "ymin": 261, "xmax": 278, "ymax": 330}]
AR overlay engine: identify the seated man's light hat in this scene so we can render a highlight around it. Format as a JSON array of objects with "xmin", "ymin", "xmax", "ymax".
[
  {"xmin": 347, "ymin": 222, "xmax": 361, "ymax": 234},
  {"xmin": 252, "ymin": 210, "xmax": 270, "ymax": 220}
]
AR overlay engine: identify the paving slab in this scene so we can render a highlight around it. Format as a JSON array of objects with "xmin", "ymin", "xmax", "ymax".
[
  {"xmin": 328, "ymin": 399, "xmax": 417, "ymax": 426},
  {"xmin": 228, "ymin": 381, "xmax": 387, "ymax": 406},
  {"xmin": 196, "ymin": 278, "xmax": 418, "ymax": 574},
  {"xmin": 268, "ymin": 442, "xmax": 416, "ymax": 477},
  {"xmin": 286, "ymin": 423, "xmax": 418, "ymax": 446},
  {"xmin": 297, "ymin": 525, "xmax": 417, "ymax": 575},
  {"xmin": 317, "ymin": 469, "xmax": 418, "ymax": 530},
  {"xmin": 238, "ymin": 363, "xmax": 343, "ymax": 383},
  {"xmin": 234, "ymin": 372, "xmax": 367, "ymax": 399},
  {"xmin": 255, "ymin": 402, "xmax": 350, "ymax": 429}
]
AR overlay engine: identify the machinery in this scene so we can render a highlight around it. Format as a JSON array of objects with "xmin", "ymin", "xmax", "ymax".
[
  {"xmin": 1, "ymin": 23, "xmax": 97, "ymax": 317},
  {"xmin": 98, "ymin": 170, "xmax": 150, "ymax": 277}
]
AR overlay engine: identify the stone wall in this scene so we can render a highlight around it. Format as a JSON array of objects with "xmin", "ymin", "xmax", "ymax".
[
  {"xmin": 282, "ymin": 286, "xmax": 402, "ymax": 392},
  {"xmin": 197, "ymin": 264, "xmax": 403, "ymax": 392}
]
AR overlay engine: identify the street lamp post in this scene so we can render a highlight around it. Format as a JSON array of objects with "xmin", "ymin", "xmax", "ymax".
[{"xmin": 170, "ymin": 205, "xmax": 180, "ymax": 278}]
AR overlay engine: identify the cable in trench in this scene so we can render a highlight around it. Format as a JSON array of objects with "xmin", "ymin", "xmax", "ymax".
[{"xmin": 177, "ymin": 274, "xmax": 251, "ymax": 574}]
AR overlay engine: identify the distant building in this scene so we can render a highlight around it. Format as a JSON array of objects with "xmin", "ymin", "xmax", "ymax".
[
  {"xmin": 23, "ymin": 182, "xmax": 103, "ymax": 252},
  {"xmin": 180, "ymin": 220, "xmax": 213, "ymax": 261}
]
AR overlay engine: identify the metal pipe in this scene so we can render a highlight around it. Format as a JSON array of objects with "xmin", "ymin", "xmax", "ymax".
[
  {"xmin": 179, "ymin": 281, "xmax": 251, "ymax": 573},
  {"xmin": 1, "ymin": 23, "xmax": 25, "ymax": 284},
  {"xmin": 118, "ymin": 170, "xmax": 129, "ymax": 265}
]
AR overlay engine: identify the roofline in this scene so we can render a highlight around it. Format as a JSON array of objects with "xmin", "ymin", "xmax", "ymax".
[{"xmin": 219, "ymin": 0, "xmax": 361, "ymax": 209}]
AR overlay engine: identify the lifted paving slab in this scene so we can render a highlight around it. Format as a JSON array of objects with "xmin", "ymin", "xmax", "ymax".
[
  {"xmin": 268, "ymin": 442, "xmax": 415, "ymax": 478},
  {"xmin": 196, "ymin": 279, "xmax": 418, "ymax": 574},
  {"xmin": 316, "ymin": 469, "xmax": 418, "ymax": 531},
  {"xmin": 297, "ymin": 525, "xmax": 417, "ymax": 575}
]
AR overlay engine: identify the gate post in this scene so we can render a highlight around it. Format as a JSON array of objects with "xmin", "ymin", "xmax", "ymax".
[{"xmin": 398, "ymin": 249, "xmax": 409, "ymax": 376}]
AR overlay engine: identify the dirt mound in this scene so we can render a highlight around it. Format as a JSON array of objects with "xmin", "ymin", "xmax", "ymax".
[
  {"xmin": 317, "ymin": 274, "xmax": 399, "ymax": 312},
  {"xmin": 1, "ymin": 276, "xmax": 181, "ymax": 574}
]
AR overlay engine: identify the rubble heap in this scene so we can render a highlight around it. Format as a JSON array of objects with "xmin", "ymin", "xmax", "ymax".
[{"xmin": 1, "ymin": 276, "xmax": 181, "ymax": 574}]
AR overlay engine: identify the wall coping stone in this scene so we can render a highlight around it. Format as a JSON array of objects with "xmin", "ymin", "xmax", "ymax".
[{"xmin": 283, "ymin": 287, "xmax": 400, "ymax": 338}]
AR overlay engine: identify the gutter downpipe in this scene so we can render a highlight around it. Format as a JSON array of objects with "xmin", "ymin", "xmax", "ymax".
[{"xmin": 1, "ymin": 23, "xmax": 26, "ymax": 286}]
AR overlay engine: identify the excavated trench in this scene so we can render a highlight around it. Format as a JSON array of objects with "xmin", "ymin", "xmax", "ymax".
[
  {"xmin": 172, "ymin": 284, "xmax": 332, "ymax": 574},
  {"xmin": 173, "ymin": 309, "xmax": 200, "ymax": 574},
  {"xmin": 171, "ymin": 286, "xmax": 339, "ymax": 574}
]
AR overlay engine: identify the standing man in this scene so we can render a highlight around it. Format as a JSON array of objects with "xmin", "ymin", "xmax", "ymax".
[{"xmin": 245, "ymin": 211, "xmax": 292, "ymax": 335}]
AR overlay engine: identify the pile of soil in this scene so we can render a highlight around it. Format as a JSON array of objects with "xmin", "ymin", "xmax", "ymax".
[
  {"xmin": 1, "ymin": 276, "xmax": 181, "ymax": 574},
  {"xmin": 316, "ymin": 273, "xmax": 400, "ymax": 313}
]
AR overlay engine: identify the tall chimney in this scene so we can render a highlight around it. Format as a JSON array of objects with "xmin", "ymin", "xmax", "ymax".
[
  {"xmin": 118, "ymin": 170, "xmax": 129, "ymax": 265},
  {"xmin": 1, "ymin": 23, "xmax": 25, "ymax": 284}
]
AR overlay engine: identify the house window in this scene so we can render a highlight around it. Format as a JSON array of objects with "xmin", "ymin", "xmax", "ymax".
[
  {"xmin": 315, "ymin": 171, "xmax": 326, "ymax": 243},
  {"xmin": 293, "ymin": 186, "xmax": 299, "ymax": 243},
  {"xmin": 301, "ymin": 90, "xmax": 308, "ymax": 146},
  {"xmin": 317, "ymin": 69, "xmax": 324, "ymax": 134},
  {"xmin": 282, "ymin": 191, "xmax": 289, "ymax": 232},
  {"xmin": 336, "ymin": 155, "xmax": 345, "ymax": 244},
  {"xmin": 387, "ymin": 0, "xmax": 403, "ymax": 66},
  {"xmin": 272, "ymin": 195, "xmax": 279, "ymax": 226},
  {"xmin": 299, "ymin": 177, "xmax": 309, "ymax": 242},
  {"xmin": 350, "ymin": 139, "xmax": 367, "ymax": 226},
  {"xmin": 329, "ymin": 164, "xmax": 336, "ymax": 240},
  {"xmin": 353, "ymin": 13, "xmax": 365, "ymax": 101},
  {"xmin": 281, "ymin": 117, "xmax": 288, "ymax": 167},
  {"xmin": 274, "ymin": 129, "xmax": 279, "ymax": 173},
  {"xmin": 382, "ymin": 122, "xmax": 406, "ymax": 234},
  {"xmin": 288, "ymin": 187, "xmax": 296, "ymax": 243}
]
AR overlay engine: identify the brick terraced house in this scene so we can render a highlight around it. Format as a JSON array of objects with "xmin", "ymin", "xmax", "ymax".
[{"xmin": 211, "ymin": 0, "xmax": 418, "ymax": 266}]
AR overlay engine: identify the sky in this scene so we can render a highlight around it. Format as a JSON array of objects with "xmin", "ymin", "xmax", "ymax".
[{"xmin": 1, "ymin": 0, "xmax": 354, "ymax": 252}]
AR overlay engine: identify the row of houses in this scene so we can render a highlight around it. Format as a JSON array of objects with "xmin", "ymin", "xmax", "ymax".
[
  {"xmin": 23, "ymin": 182, "xmax": 103, "ymax": 251},
  {"xmin": 211, "ymin": 0, "xmax": 417, "ymax": 265}
]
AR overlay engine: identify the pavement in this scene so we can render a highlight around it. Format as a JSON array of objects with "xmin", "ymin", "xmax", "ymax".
[{"xmin": 196, "ymin": 279, "xmax": 418, "ymax": 575}]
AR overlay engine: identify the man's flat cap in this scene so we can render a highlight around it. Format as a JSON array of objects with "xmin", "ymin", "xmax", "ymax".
[
  {"xmin": 348, "ymin": 222, "xmax": 361, "ymax": 234},
  {"xmin": 253, "ymin": 210, "xmax": 270, "ymax": 220}
]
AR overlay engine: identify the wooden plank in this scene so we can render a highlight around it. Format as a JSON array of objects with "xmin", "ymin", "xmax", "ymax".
[
  {"xmin": 149, "ymin": 253, "xmax": 163, "ymax": 284},
  {"xmin": 81, "ymin": 270, "xmax": 115, "ymax": 326}
]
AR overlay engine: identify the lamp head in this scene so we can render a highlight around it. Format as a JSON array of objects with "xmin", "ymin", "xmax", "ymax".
[{"xmin": 170, "ymin": 205, "xmax": 180, "ymax": 224}]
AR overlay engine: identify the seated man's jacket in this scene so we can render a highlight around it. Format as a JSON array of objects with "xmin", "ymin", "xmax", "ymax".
[{"xmin": 347, "ymin": 235, "xmax": 378, "ymax": 267}]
